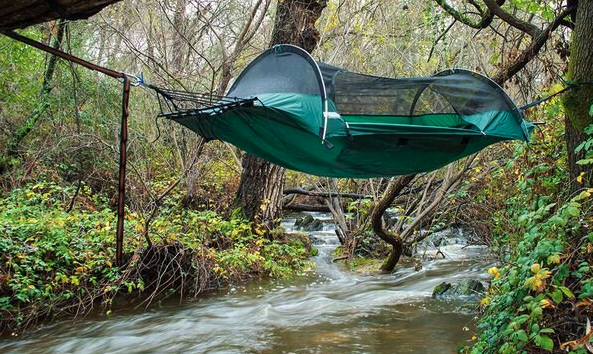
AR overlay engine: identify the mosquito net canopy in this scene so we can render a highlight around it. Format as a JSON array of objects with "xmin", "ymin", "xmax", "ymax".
[{"xmin": 158, "ymin": 44, "xmax": 532, "ymax": 178}]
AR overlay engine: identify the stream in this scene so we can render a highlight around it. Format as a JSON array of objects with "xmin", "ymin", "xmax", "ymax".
[{"xmin": 0, "ymin": 212, "xmax": 492, "ymax": 353}]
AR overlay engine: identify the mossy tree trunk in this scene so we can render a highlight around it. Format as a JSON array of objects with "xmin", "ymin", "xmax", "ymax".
[
  {"xmin": 3, "ymin": 19, "xmax": 66, "ymax": 162},
  {"xmin": 234, "ymin": 0, "xmax": 327, "ymax": 230},
  {"xmin": 564, "ymin": 1, "xmax": 593, "ymax": 192}
]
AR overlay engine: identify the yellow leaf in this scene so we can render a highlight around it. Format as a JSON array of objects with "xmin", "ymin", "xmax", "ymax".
[
  {"xmin": 531, "ymin": 263, "xmax": 541, "ymax": 274},
  {"xmin": 577, "ymin": 299, "xmax": 593, "ymax": 308},
  {"xmin": 540, "ymin": 299, "xmax": 555, "ymax": 308},
  {"xmin": 487, "ymin": 267, "xmax": 500, "ymax": 279}
]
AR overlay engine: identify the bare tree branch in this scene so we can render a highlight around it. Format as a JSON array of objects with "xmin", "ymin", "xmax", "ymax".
[
  {"xmin": 491, "ymin": 5, "xmax": 576, "ymax": 84},
  {"xmin": 482, "ymin": 0, "xmax": 540, "ymax": 37},
  {"xmin": 434, "ymin": 0, "xmax": 498, "ymax": 29}
]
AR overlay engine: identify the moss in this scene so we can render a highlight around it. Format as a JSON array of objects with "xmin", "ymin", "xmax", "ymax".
[
  {"xmin": 309, "ymin": 247, "xmax": 319, "ymax": 256},
  {"xmin": 432, "ymin": 282, "xmax": 451, "ymax": 297},
  {"xmin": 348, "ymin": 257, "xmax": 383, "ymax": 274}
]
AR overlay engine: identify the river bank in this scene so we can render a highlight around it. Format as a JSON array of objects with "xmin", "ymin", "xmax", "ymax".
[
  {"xmin": 0, "ymin": 182, "xmax": 314, "ymax": 336},
  {"xmin": 0, "ymin": 212, "xmax": 492, "ymax": 353}
]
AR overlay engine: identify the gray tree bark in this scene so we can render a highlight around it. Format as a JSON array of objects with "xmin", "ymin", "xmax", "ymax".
[{"xmin": 234, "ymin": 0, "xmax": 327, "ymax": 231}]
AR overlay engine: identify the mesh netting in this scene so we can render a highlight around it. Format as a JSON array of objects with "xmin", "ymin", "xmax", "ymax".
[
  {"xmin": 152, "ymin": 86, "xmax": 257, "ymax": 119},
  {"xmin": 319, "ymin": 63, "xmax": 518, "ymax": 119}
]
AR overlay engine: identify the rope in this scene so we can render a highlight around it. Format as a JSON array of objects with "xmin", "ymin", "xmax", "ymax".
[
  {"xmin": 131, "ymin": 74, "xmax": 259, "ymax": 120},
  {"xmin": 519, "ymin": 84, "xmax": 576, "ymax": 112},
  {"xmin": 519, "ymin": 80, "xmax": 593, "ymax": 113}
]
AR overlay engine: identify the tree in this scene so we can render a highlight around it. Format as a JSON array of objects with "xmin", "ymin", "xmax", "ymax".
[
  {"xmin": 1, "ymin": 19, "xmax": 66, "ymax": 171},
  {"xmin": 434, "ymin": 0, "xmax": 591, "ymax": 191},
  {"xmin": 234, "ymin": 0, "xmax": 327, "ymax": 229},
  {"xmin": 564, "ymin": 1, "xmax": 593, "ymax": 192},
  {"xmin": 369, "ymin": 156, "xmax": 477, "ymax": 272}
]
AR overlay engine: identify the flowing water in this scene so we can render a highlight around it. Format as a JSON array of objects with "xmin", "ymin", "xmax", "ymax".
[{"xmin": 0, "ymin": 213, "xmax": 493, "ymax": 353}]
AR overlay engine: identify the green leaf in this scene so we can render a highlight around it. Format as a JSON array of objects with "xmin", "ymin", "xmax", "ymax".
[
  {"xmin": 547, "ymin": 253, "xmax": 561, "ymax": 264},
  {"xmin": 559, "ymin": 286, "xmax": 575, "ymax": 299},
  {"xmin": 527, "ymin": 2, "xmax": 540, "ymax": 13},
  {"xmin": 542, "ymin": 7, "xmax": 554, "ymax": 21},
  {"xmin": 538, "ymin": 335, "xmax": 554, "ymax": 351},
  {"xmin": 516, "ymin": 329, "xmax": 528, "ymax": 342},
  {"xmin": 549, "ymin": 215, "xmax": 567, "ymax": 227},
  {"xmin": 566, "ymin": 205, "xmax": 580, "ymax": 217},
  {"xmin": 589, "ymin": 104, "xmax": 593, "ymax": 117},
  {"xmin": 576, "ymin": 158, "xmax": 593, "ymax": 165},
  {"xmin": 550, "ymin": 289, "xmax": 563, "ymax": 302}
]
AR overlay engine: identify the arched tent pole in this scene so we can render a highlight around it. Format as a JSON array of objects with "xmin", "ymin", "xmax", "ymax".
[
  {"xmin": 2, "ymin": 30, "xmax": 131, "ymax": 267},
  {"xmin": 274, "ymin": 45, "xmax": 330, "ymax": 144},
  {"xmin": 228, "ymin": 44, "xmax": 330, "ymax": 145},
  {"xmin": 433, "ymin": 68, "xmax": 530, "ymax": 141},
  {"xmin": 408, "ymin": 83, "xmax": 431, "ymax": 121}
]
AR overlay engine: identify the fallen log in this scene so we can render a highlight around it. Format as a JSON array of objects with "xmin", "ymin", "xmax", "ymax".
[
  {"xmin": 283, "ymin": 187, "xmax": 370, "ymax": 200},
  {"xmin": 283, "ymin": 203, "xmax": 331, "ymax": 212}
]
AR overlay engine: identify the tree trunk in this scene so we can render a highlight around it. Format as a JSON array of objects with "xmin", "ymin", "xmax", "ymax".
[
  {"xmin": 0, "ymin": 0, "xmax": 123, "ymax": 31},
  {"xmin": 370, "ymin": 174, "xmax": 416, "ymax": 272},
  {"xmin": 233, "ymin": 0, "xmax": 327, "ymax": 229},
  {"xmin": 269, "ymin": 0, "xmax": 327, "ymax": 52},
  {"xmin": 382, "ymin": 241, "xmax": 404, "ymax": 273},
  {"xmin": 5, "ymin": 19, "xmax": 66, "ymax": 158},
  {"xmin": 564, "ymin": 0, "xmax": 593, "ymax": 192},
  {"xmin": 235, "ymin": 153, "xmax": 286, "ymax": 226}
]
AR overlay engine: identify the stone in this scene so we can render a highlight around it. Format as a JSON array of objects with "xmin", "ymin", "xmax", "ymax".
[
  {"xmin": 294, "ymin": 215, "xmax": 323, "ymax": 231},
  {"xmin": 432, "ymin": 279, "xmax": 485, "ymax": 298}
]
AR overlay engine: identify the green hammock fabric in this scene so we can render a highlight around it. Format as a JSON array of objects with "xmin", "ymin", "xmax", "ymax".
[{"xmin": 162, "ymin": 45, "xmax": 532, "ymax": 178}]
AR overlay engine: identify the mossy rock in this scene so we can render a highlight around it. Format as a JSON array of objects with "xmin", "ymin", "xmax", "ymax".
[
  {"xmin": 432, "ymin": 279, "xmax": 485, "ymax": 298},
  {"xmin": 294, "ymin": 215, "xmax": 323, "ymax": 231}
]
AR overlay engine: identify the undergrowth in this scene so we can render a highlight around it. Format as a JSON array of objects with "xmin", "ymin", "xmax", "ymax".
[
  {"xmin": 463, "ymin": 94, "xmax": 593, "ymax": 353},
  {"xmin": 0, "ymin": 181, "xmax": 314, "ymax": 335}
]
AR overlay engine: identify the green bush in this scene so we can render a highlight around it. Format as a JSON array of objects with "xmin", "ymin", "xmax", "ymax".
[
  {"xmin": 465, "ymin": 98, "xmax": 593, "ymax": 353},
  {"xmin": 0, "ymin": 181, "xmax": 313, "ymax": 333}
]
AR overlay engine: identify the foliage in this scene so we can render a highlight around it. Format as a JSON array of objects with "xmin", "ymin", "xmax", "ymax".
[
  {"xmin": 0, "ymin": 181, "xmax": 313, "ymax": 333},
  {"xmin": 0, "ymin": 27, "xmax": 45, "ymax": 112},
  {"xmin": 463, "ymin": 98, "xmax": 593, "ymax": 353},
  {"xmin": 575, "ymin": 124, "xmax": 593, "ymax": 167}
]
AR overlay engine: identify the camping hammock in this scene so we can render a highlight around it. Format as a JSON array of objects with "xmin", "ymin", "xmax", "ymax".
[{"xmin": 153, "ymin": 44, "xmax": 532, "ymax": 178}]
